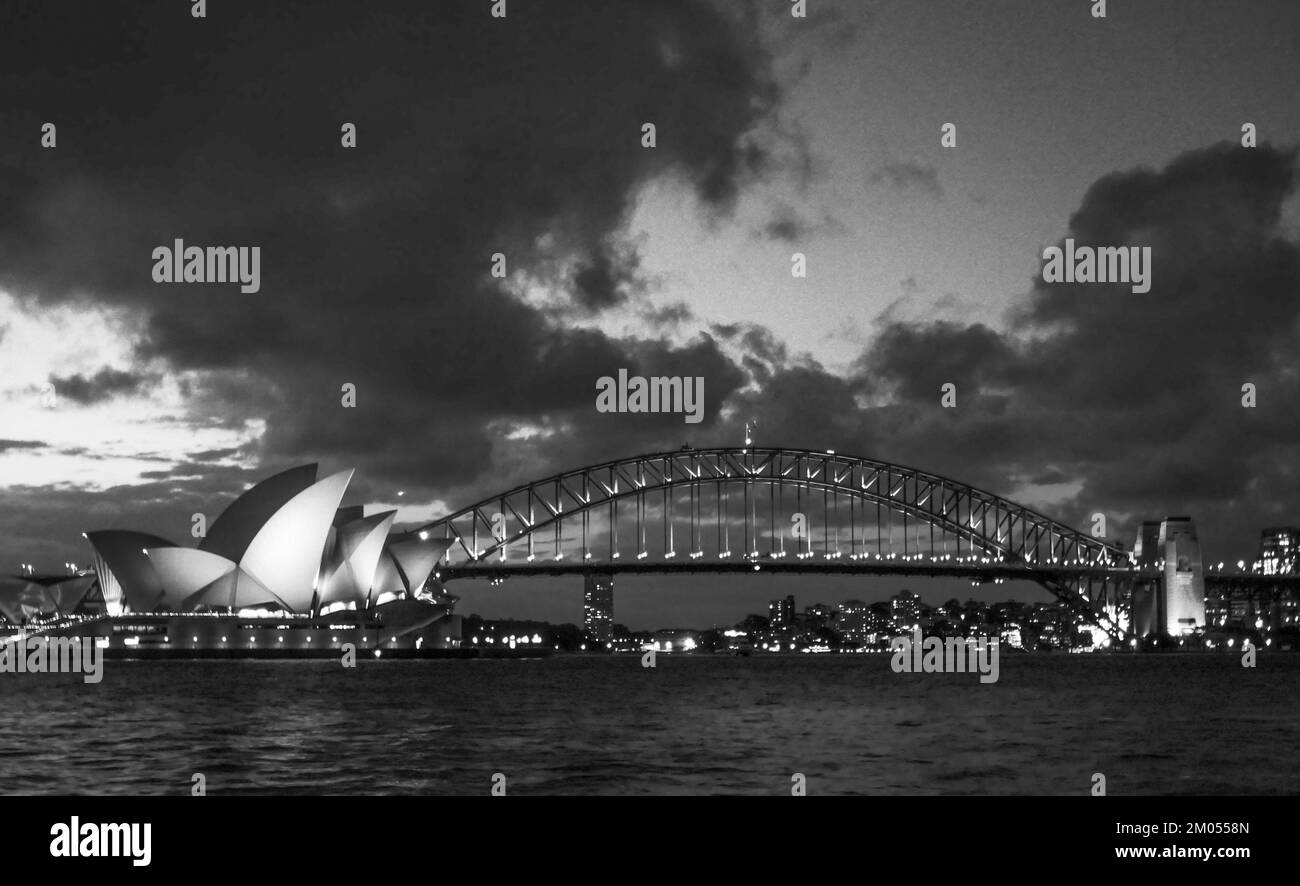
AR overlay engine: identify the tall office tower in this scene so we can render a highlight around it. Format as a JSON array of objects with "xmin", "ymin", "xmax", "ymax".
[
  {"xmin": 1131, "ymin": 521, "xmax": 1163, "ymax": 636},
  {"xmin": 1158, "ymin": 517, "xmax": 1206, "ymax": 635},
  {"xmin": 1259, "ymin": 526, "xmax": 1300, "ymax": 575},
  {"xmin": 768, "ymin": 594, "xmax": 795, "ymax": 626},
  {"xmin": 583, "ymin": 573, "xmax": 614, "ymax": 645}
]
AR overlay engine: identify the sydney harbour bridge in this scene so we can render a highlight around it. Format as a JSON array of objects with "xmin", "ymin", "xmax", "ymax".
[{"xmin": 415, "ymin": 446, "xmax": 1182, "ymax": 643}]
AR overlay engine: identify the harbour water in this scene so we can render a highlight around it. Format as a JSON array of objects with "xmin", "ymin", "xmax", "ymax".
[{"xmin": 1, "ymin": 654, "xmax": 1296, "ymax": 795}]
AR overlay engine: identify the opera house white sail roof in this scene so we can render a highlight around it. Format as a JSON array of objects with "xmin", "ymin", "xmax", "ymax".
[
  {"xmin": 79, "ymin": 465, "xmax": 453, "ymax": 617},
  {"xmin": 84, "ymin": 530, "xmax": 177, "ymax": 615}
]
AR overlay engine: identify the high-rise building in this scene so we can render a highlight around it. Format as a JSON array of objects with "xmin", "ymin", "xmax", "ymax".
[
  {"xmin": 834, "ymin": 599, "xmax": 873, "ymax": 643},
  {"xmin": 583, "ymin": 573, "xmax": 614, "ymax": 645},
  {"xmin": 1158, "ymin": 517, "xmax": 1205, "ymax": 635},
  {"xmin": 890, "ymin": 589, "xmax": 922, "ymax": 630},
  {"xmin": 769, "ymin": 594, "xmax": 795, "ymax": 626},
  {"xmin": 1259, "ymin": 526, "xmax": 1300, "ymax": 575}
]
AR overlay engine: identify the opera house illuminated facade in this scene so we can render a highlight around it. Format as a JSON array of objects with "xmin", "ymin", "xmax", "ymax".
[{"xmin": 2, "ymin": 465, "xmax": 466, "ymax": 658}]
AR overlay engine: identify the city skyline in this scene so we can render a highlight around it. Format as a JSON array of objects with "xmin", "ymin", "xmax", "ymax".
[{"xmin": 466, "ymin": 579, "xmax": 1298, "ymax": 653}]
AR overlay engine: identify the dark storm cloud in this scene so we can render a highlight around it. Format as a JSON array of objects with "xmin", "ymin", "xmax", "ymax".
[
  {"xmin": 186, "ymin": 447, "xmax": 243, "ymax": 462},
  {"xmin": 712, "ymin": 322, "xmax": 789, "ymax": 366},
  {"xmin": 855, "ymin": 321, "xmax": 1021, "ymax": 402},
  {"xmin": 709, "ymin": 321, "xmax": 792, "ymax": 387},
  {"xmin": 761, "ymin": 211, "xmax": 805, "ymax": 243},
  {"xmin": 869, "ymin": 161, "xmax": 943, "ymax": 197},
  {"xmin": 855, "ymin": 142, "xmax": 1300, "ymax": 557},
  {"xmin": 0, "ymin": 439, "xmax": 46, "ymax": 452},
  {"xmin": 757, "ymin": 203, "xmax": 844, "ymax": 242},
  {"xmin": 0, "ymin": 0, "xmax": 781, "ymax": 515},
  {"xmin": 571, "ymin": 245, "xmax": 643, "ymax": 313},
  {"xmin": 48, "ymin": 367, "xmax": 152, "ymax": 405},
  {"xmin": 642, "ymin": 300, "xmax": 695, "ymax": 327}
]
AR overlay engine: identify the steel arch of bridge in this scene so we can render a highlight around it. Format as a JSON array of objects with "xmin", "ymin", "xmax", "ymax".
[{"xmin": 417, "ymin": 447, "xmax": 1130, "ymax": 576}]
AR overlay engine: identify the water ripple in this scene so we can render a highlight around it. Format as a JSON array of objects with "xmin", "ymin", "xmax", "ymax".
[{"xmin": 0, "ymin": 655, "xmax": 1297, "ymax": 795}]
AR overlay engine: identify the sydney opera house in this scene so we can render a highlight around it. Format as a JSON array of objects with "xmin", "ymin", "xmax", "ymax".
[{"xmin": 0, "ymin": 465, "xmax": 467, "ymax": 658}]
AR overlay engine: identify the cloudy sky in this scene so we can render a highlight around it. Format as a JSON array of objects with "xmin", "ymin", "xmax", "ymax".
[{"xmin": 3, "ymin": 0, "xmax": 1300, "ymax": 627}]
